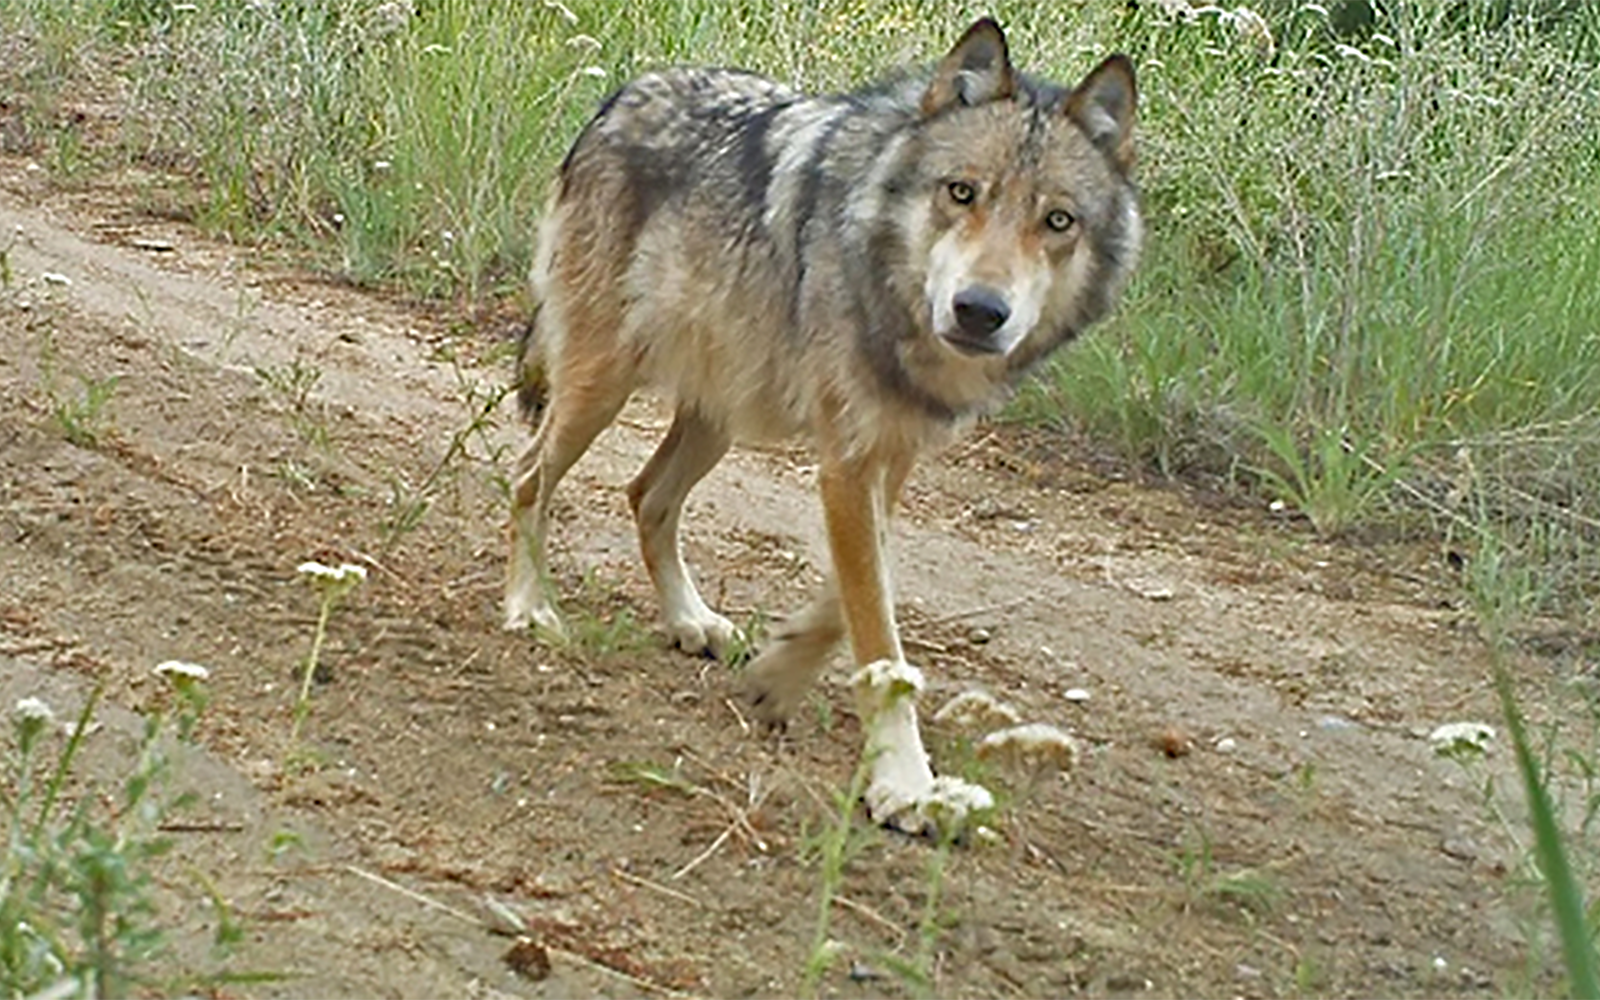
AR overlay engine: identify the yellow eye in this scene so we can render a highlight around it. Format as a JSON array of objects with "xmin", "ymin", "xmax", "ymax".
[
  {"xmin": 1045, "ymin": 209, "xmax": 1075, "ymax": 232},
  {"xmin": 947, "ymin": 180, "xmax": 977, "ymax": 206}
]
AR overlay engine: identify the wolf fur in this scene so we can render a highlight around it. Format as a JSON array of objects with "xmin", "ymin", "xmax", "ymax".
[{"xmin": 506, "ymin": 18, "xmax": 1141, "ymax": 831}]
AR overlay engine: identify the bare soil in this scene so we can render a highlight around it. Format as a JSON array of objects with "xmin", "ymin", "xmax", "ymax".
[{"xmin": 0, "ymin": 157, "xmax": 1572, "ymax": 998}]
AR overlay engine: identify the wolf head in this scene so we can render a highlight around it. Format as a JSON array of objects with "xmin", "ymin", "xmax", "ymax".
[{"xmin": 906, "ymin": 19, "xmax": 1141, "ymax": 371}]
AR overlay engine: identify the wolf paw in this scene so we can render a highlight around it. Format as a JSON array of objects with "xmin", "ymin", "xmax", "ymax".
[
  {"xmin": 740, "ymin": 641, "xmax": 828, "ymax": 726},
  {"xmin": 864, "ymin": 766, "xmax": 937, "ymax": 835},
  {"xmin": 504, "ymin": 597, "xmax": 567, "ymax": 642},
  {"xmin": 666, "ymin": 610, "xmax": 741, "ymax": 661}
]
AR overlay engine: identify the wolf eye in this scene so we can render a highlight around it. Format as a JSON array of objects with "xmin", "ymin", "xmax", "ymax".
[
  {"xmin": 1045, "ymin": 208, "xmax": 1076, "ymax": 232},
  {"xmin": 947, "ymin": 180, "xmax": 977, "ymax": 206}
]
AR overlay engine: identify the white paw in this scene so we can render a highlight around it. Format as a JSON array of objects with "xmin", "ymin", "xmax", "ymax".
[
  {"xmin": 504, "ymin": 596, "xmax": 567, "ymax": 642},
  {"xmin": 666, "ymin": 610, "xmax": 741, "ymax": 660},
  {"xmin": 864, "ymin": 759, "xmax": 936, "ymax": 834}
]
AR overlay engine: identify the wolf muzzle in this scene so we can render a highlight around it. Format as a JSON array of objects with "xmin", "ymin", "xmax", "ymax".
[{"xmin": 944, "ymin": 285, "xmax": 1011, "ymax": 355}]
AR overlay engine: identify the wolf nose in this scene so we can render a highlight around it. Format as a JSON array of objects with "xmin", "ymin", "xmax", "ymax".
[{"xmin": 953, "ymin": 286, "xmax": 1010, "ymax": 339}]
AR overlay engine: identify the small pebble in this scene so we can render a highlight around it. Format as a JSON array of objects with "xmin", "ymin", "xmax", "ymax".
[
  {"xmin": 968, "ymin": 627, "xmax": 992, "ymax": 645},
  {"xmin": 1156, "ymin": 726, "xmax": 1193, "ymax": 758},
  {"xmin": 1214, "ymin": 737, "xmax": 1238, "ymax": 754},
  {"xmin": 848, "ymin": 961, "xmax": 883, "ymax": 982},
  {"xmin": 1063, "ymin": 687, "xmax": 1091, "ymax": 703}
]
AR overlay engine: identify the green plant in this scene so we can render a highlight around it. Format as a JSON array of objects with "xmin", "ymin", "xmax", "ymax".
[
  {"xmin": 287, "ymin": 559, "xmax": 367, "ymax": 763},
  {"xmin": 799, "ymin": 760, "xmax": 879, "ymax": 998},
  {"xmin": 1172, "ymin": 825, "xmax": 1282, "ymax": 921},
  {"xmin": 254, "ymin": 356, "xmax": 328, "ymax": 448},
  {"xmin": 50, "ymin": 373, "xmax": 120, "ymax": 448},
  {"xmin": 380, "ymin": 346, "xmax": 511, "ymax": 549},
  {"xmin": 1497, "ymin": 662, "xmax": 1600, "ymax": 999},
  {"xmin": 1, "ymin": 667, "xmax": 226, "ymax": 997}
]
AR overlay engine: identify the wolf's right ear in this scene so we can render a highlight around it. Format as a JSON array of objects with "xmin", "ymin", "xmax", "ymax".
[
  {"xmin": 921, "ymin": 18, "xmax": 1016, "ymax": 115},
  {"xmin": 1065, "ymin": 54, "xmax": 1138, "ymax": 171}
]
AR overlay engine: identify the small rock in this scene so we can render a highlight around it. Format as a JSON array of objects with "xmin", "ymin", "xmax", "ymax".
[
  {"xmin": 968, "ymin": 627, "xmax": 993, "ymax": 645},
  {"xmin": 503, "ymin": 936, "xmax": 551, "ymax": 981},
  {"xmin": 1156, "ymin": 726, "xmax": 1193, "ymax": 758},
  {"xmin": 848, "ymin": 961, "xmax": 883, "ymax": 982},
  {"xmin": 1441, "ymin": 836, "xmax": 1479, "ymax": 862},
  {"xmin": 1127, "ymin": 579, "xmax": 1175, "ymax": 601},
  {"xmin": 1214, "ymin": 737, "xmax": 1238, "ymax": 754},
  {"xmin": 1063, "ymin": 687, "xmax": 1091, "ymax": 703},
  {"xmin": 1235, "ymin": 963, "xmax": 1262, "ymax": 980},
  {"xmin": 1316, "ymin": 714, "xmax": 1360, "ymax": 731},
  {"xmin": 1104, "ymin": 973, "xmax": 1154, "ymax": 992}
]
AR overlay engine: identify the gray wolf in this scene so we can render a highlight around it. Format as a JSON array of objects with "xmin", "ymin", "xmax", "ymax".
[{"xmin": 506, "ymin": 18, "xmax": 1141, "ymax": 832}]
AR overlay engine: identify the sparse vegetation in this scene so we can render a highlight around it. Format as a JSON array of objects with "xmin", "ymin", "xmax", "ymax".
[{"xmin": 2, "ymin": 673, "xmax": 244, "ymax": 998}]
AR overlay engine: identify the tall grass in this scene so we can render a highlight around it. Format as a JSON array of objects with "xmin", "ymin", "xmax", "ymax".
[{"xmin": 1026, "ymin": 2, "xmax": 1600, "ymax": 626}]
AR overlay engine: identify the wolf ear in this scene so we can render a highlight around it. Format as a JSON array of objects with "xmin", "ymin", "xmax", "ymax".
[
  {"xmin": 1065, "ymin": 54, "xmax": 1137, "ymax": 170},
  {"xmin": 921, "ymin": 18, "xmax": 1016, "ymax": 115}
]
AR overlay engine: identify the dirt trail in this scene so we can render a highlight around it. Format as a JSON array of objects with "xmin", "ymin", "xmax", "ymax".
[{"xmin": 0, "ymin": 160, "xmax": 1553, "ymax": 997}]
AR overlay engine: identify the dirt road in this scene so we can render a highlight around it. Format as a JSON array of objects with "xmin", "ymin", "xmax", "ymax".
[{"xmin": 0, "ymin": 159, "xmax": 1551, "ymax": 997}]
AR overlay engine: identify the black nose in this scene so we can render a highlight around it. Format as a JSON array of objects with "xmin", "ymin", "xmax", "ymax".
[{"xmin": 953, "ymin": 286, "xmax": 1010, "ymax": 339}]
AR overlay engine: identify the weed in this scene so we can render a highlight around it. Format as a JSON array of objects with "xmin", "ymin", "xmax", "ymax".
[
  {"xmin": 1172, "ymin": 826, "xmax": 1282, "ymax": 922},
  {"xmin": 49, "ymin": 373, "xmax": 120, "ymax": 448},
  {"xmin": 1, "ymin": 667, "xmax": 229, "ymax": 996},
  {"xmin": 380, "ymin": 345, "xmax": 509, "ymax": 549},
  {"xmin": 254, "ymin": 356, "xmax": 328, "ymax": 449},
  {"xmin": 286, "ymin": 559, "xmax": 367, "ymax": 765},
  {"xmin": 799, "ymin": 760, "xmax": 878, "ymax": 998}
]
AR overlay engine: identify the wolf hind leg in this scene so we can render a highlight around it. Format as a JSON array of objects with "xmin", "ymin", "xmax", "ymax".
[
  {"xmin": 740, "ymin": 583, "xmax": 843, "ymax": 723},
  {"xmin": 626, "ymin": 405, "xmax": 740, "ymax": 658},
  {"xmin": 505, "ymin": 356, "xmax": 631, "ymax": 638}
]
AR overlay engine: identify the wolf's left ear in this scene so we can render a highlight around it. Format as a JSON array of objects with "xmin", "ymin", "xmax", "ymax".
[
  {"xmin": 921, "ymin": 18, "xmax": 1016, "ymax": 115},
  {"xmin": 1065, "ymin": 54, "xmax": 1137, "ymax": 171}
]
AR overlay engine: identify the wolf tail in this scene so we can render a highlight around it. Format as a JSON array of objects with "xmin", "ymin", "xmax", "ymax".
[{"xmin": 512, "ymin": 304, "xmax": 547, "ymax": 425}]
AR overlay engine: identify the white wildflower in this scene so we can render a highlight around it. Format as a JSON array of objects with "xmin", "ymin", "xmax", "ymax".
[
  {"xmin": 154, "ymin": 660, "xmax": 210, "ymax": 682},
  {"xmin": 298, "ymin": 561, "xmax": 367, "ymax": 583},
  {"xmin": 920, "ymin": 776, "xmax": 995, "ymax": 837},
  {"xmin": 933, "ymin": 689, "xmax": 1020, "ymax": 731},
  {"xmin": 977, "ymin": 722, "xmax": 1082, "ymax": 773},
  {"xmin": 14, "ymin": 696, "xmax": 55, "ymax": 751},
  {"xmin": 14, "ymin": 696, "xmax": 54, "ymax": 725},
  {"xmin": 851, "ymin": 659, "xmax": 924, "ymax": 712},
  {"xmin": 1429, "ymin": 721, "xmax": 1495, "ymax": 757}
]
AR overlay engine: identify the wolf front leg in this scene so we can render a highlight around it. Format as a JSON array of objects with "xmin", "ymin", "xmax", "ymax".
[{"xmin": 816, "ymin": 443, "xmax": 941, "ymax": 832}]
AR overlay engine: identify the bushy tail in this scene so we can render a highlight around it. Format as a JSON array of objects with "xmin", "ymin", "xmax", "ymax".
[{"xmin": 512, "ymin": 304, "xmax": 547, "ymax": 425}]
